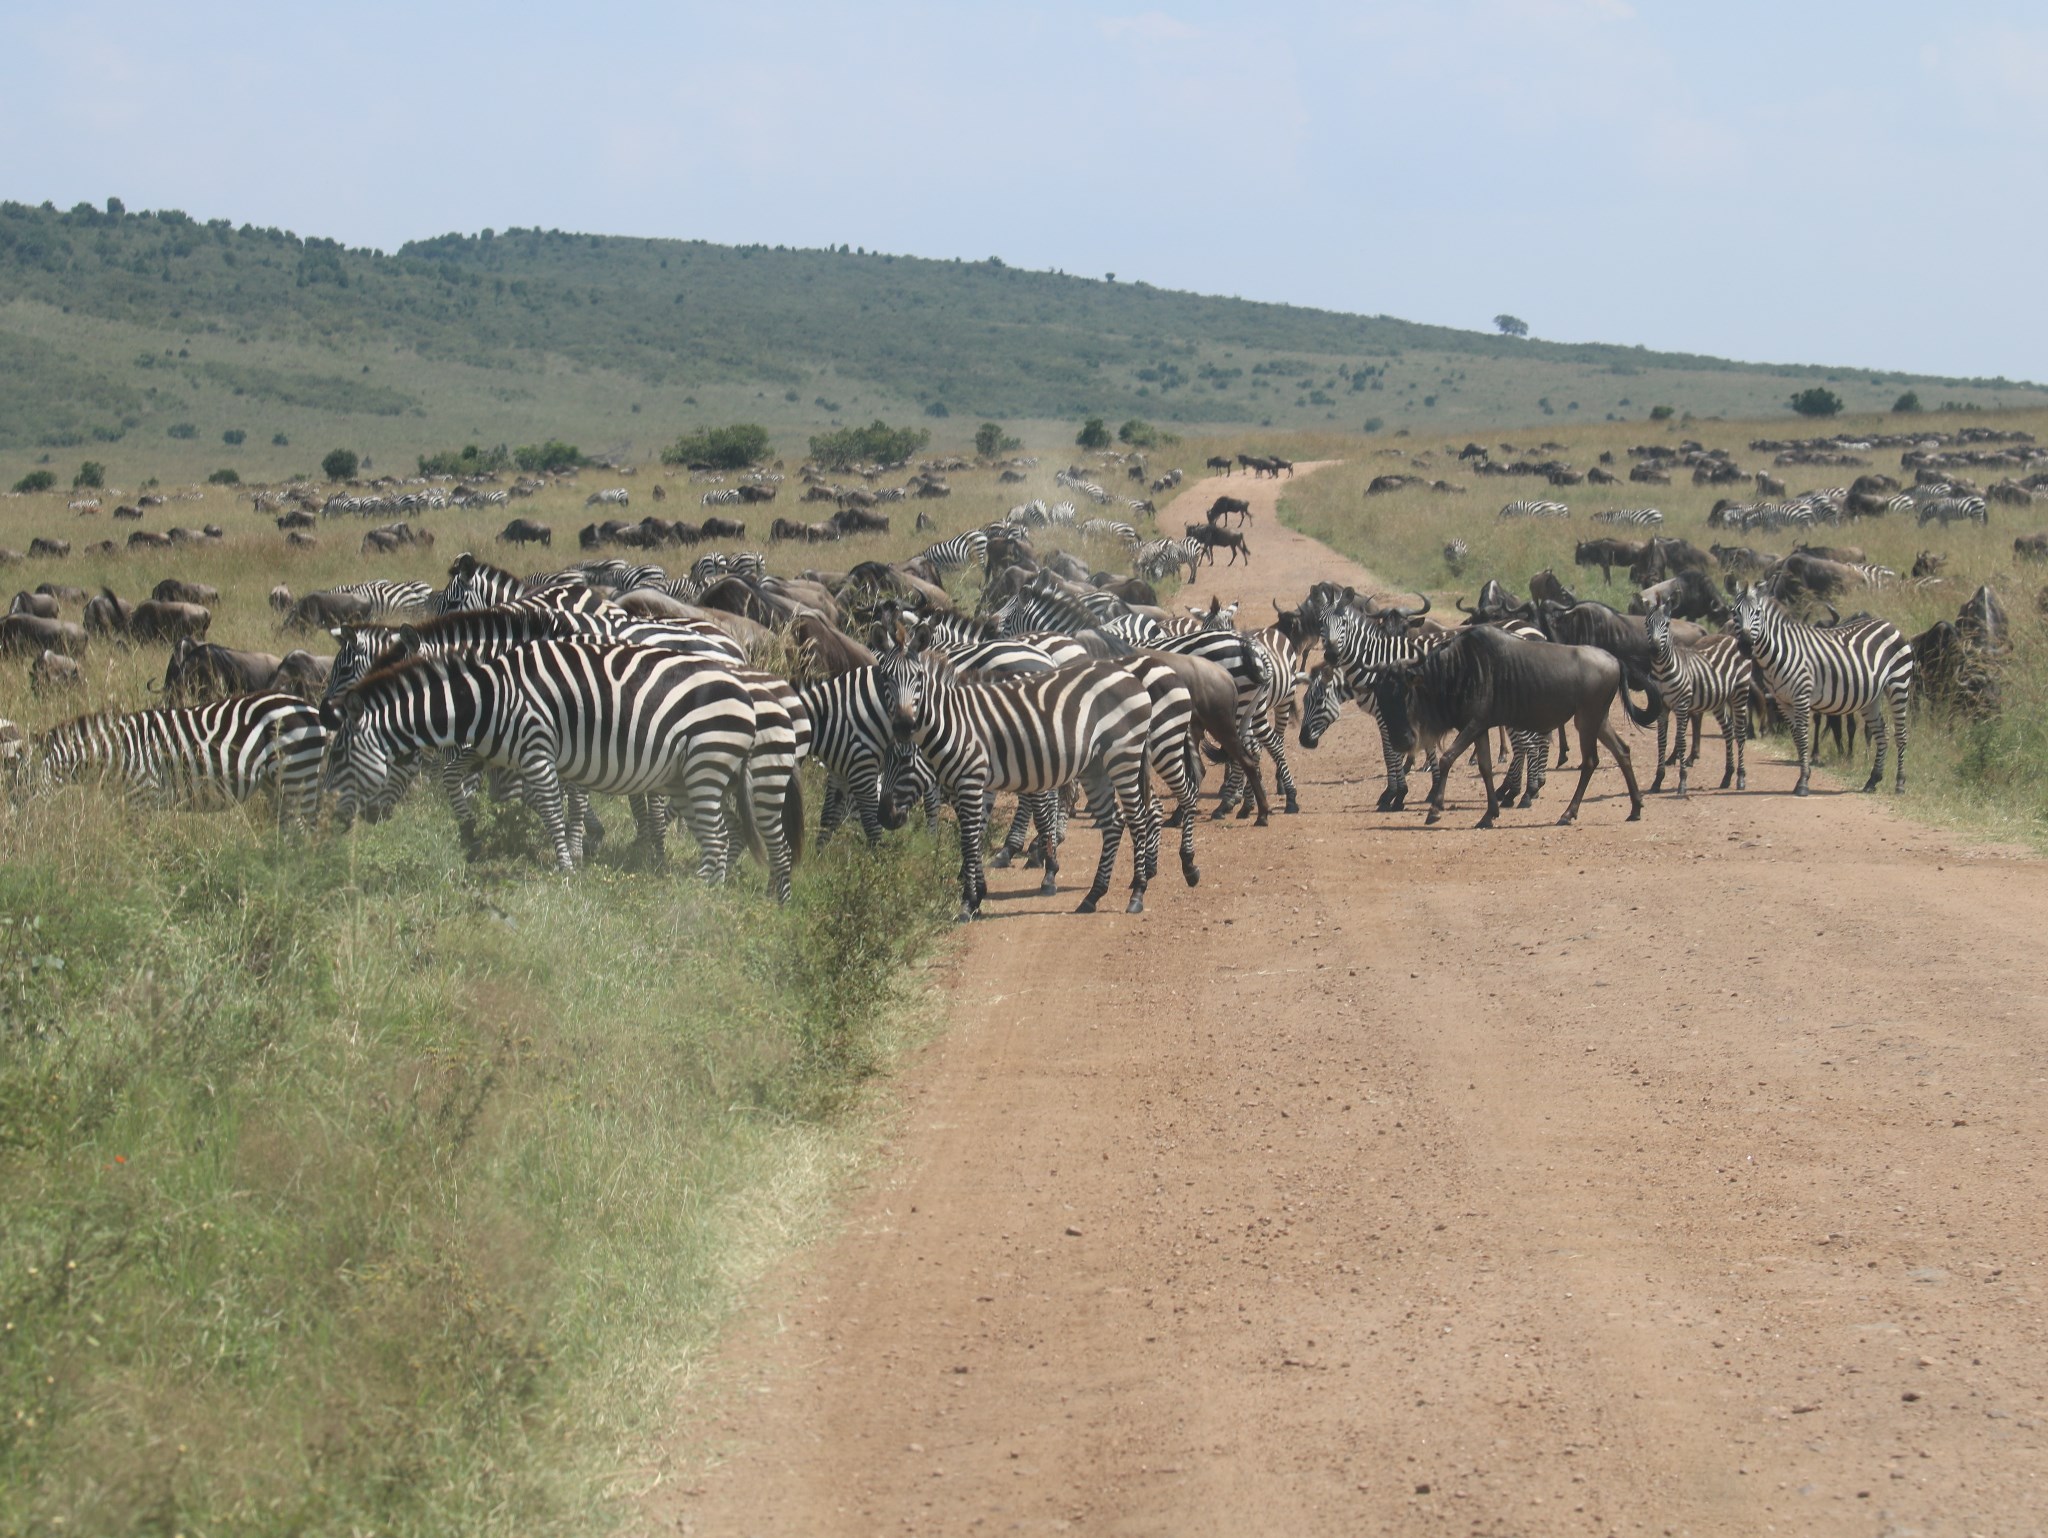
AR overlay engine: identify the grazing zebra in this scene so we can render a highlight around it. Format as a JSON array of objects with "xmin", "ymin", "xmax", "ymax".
[
  {"xmin": 801, "ymin": 665, "xmax": 942, "ymax": 846},
  {"xmin": 917, "ymin": 529, "xmax": 989, "ymax": 577},
  {"xmin": 1499, "ymin": 499, "xmax": 1570, "ymax": 520},
  {"xmin": 702, "ymin": 488, "xmax": 744, "ymax": 508},
  {"xmin": 1135, "ymin": 537, "xmax": 1203, "ymax": 584},
  {"xmin": 437, "ymin": 555, "xmax": 611, "ymax": 616},
  {"xmin": 1046, "ymin": 500, "xmax": 1078, "ymax": 526},
  {"xmin": 1917, "ymin": 495, "xmax": 1988, "ymax": 527},
  {"xmin": 1080, "ymin": 519, "xmax": 1140, "ymax": 546},
  {"xmin": 876, "ymin": 646, "xmax": 1158, "ymax": 919},
  {"xmin": 1218, "ymin": 628, "xmax": 1309, "ymax": 818},
  {"xmin": 322, "ymin": 640, "xmax": 760, "ymax": 879},
  {"xmin": 333, "ymin": 579, "xmax": 436, "ymax": 618},
  {"xmin": 585, "ymin": 488, "xmax": 631, "ymax": 508},
  {"xmin": 1005, "ymin": 499, "xmax": 1050, "ymax": 527},
  {"xmin": 689, "ymin": 550, "xmax": 766, "ymax": 586},
  {"xmin": 30, "ymin": 693, "xmax": 326, "ymax": 826},
  {"xmin": 1644, "ymin": 604, "xmax": 1752, "ymax": 795},
  {"xmin": 1732, "ymin": 585, "xmax": 1911, "ymax": 794},
  {"xmin": 1591, "ymin": 507, "xmax": 1664, "ymax": 526}
]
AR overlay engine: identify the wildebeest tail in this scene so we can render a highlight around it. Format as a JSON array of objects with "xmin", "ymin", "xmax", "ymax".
[{"xmin": 1617, "ymin": 669, "xmax": 1662, "ymax": 728}]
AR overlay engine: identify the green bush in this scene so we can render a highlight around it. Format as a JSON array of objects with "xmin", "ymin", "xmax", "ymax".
[
  {"xmin": 320, "ymin": 446, "xmax": 359, "ymax": 481},
  {"xmin": 973, "ymin": 422, "xmax": 1019, "ymax": 458},
  {"xmin": 923, "ymin": 400, "xmax": 949, "ymax": 418},
  {"xmin": 1789, "ymin": 387, "xmax": 1843, "ymax": 417},
  {"xmin": 512, "ymin": 439, "xmax": 583, "ymax": 474},
  {"xmin": 807, "ymin": 420, "xmax": 929, "ymax": 471},
  {"xmin": 1117, "ymin": 418, "xmax": 1158, "ymax": 449},
  {"xmin": 12, "ymin": 470, "xmax": 56, "ymax": 493},
  {"xmin": 418, "ymin": 443, "xmax": 510, "ymax": 477},
  {"xmin": 207, "ymin": 467, "xmax": 240, "ymax": 485},
  {"xmin": 661, "ymin": 423, "xmax": 770, "ymax": 470},
  {"xmin": 222, "ymin": 427, "xmax": 246, "ymax": 445},
  {"xmin": 271, "ymin": 432, "xmax": 289, "ymax": 447},
  {"xmin": 1649, "ymin": 404, "xmax": 1675, "ymax": 421},
  {"xmin": 1892, "ymin": 391, "xmax": 1922, "ymax": 413},
  {"xmin": 166, "ymin": 422, "xmax": 197, "ymax": 440},
  {"xmin": 72, "ymin": 460, "xmax": 105, "ymax": 489},
  {"xmin": 1075, "ymin": 416, "xmax": 1111, "ymax": 451}
]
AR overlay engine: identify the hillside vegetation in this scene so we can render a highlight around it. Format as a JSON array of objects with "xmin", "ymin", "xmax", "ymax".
[{"xmin": 2, "ymin": 197, "xmax": 2041, "ymax": 490}]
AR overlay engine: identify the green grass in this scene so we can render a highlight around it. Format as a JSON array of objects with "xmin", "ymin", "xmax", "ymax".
[
  {"xmin": 2, "ymin": 198, "xmax": 2041, "ymax": 487},
  {"xmin": 1277, "ymin": 410, "xmax": 2048, "ymax": 845}
]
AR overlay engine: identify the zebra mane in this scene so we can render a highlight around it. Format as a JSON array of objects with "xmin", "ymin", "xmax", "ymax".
[{"xmin": 448, "ymin": 553, "xmax": 525, "ymax": 589}]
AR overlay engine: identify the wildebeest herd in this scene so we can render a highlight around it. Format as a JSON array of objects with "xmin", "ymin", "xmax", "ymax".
[{"xmin": 1, "ymin": 425, "xmax": 2035, "ymax": 924}]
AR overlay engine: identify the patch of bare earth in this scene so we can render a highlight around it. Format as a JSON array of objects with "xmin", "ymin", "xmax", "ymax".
[{"xmin": 642, "ymin": 464, "xmax": 2048, "ymax": 1537}]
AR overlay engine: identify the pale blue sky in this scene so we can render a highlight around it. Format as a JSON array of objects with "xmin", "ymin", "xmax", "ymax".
[{"xmin": 6, "ymin": 0, "xmax": 2043, "ymax": 381}]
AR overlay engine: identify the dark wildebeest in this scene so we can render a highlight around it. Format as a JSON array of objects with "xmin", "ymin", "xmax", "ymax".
[
  {"xmin": 1528, "ymin": 569, "xmax": 1577, "ymax": 608},
  {"xmin": 37, "ymin": 582, "xmax": 85, "ymax": 605},
  {"xmin": 1629, "ymin": 535, "xmax": 1713, "ymax": 587},
  {"xmin": 1630, "ymin": 568, "xmax": 1725, "ymax": 624},
  {"xmin": 114, "ymin": 504, "xmax": 143, "ymax": 521},
  {"xmin": 9, "ymin": 591, "xmax": 59, "ymax": 620},
  {"xmin": 1791, "ymin": 542, "xmax": 1866, "ymax": 566},
  {"xmin": 2013, "ymin": 532, "xmax": 2048, "ymax": 562},
  {"xmin": 1206, "ymin": 455, "xmax": 1234, "ymax": 475},
  {"xmin": 1573, "ymin": 537, "xmax": 1648, "ymax": 583},
  {"xmin": 1710, "ymin": 544, "xmax": 1776, "ymax": 582},
  {"xmin": 126, "ymin": 600, "xmax": 212, "ymax": 645},
  {"xmin": 128, "ymin": 529, "xmax": 172, "ymax": 550},
  {"xmin": 84, "ymin": 588, "xmax": 131, "ymax": 636},
  {"xmin": 285, "ymin": 590, "xmax": 375, "ymax": 633},
  {"xmin": 158, "ymin": 638, "xmax": 285, "ymax": 704},
  {"xmin": 1206, "ymin": 495, "xmax": 1252, "ymax": 528},
  {"xmin": 737, "ymin": 482, "xmax": 780, "ymax": 503},
  {"xmin": 152, "ymin": 577, "xmax": 220, "ymax": 607},
  {"xmin": 1911, "ymin": 550, "xmax": 1946, "ymax": 579},
  {"xmin": 29, "ymin": 537, "xmax": 71, "ymax": 559},
  {"xmin": 1756, "ymin": 472, "xmax": 1788, "ymax": 498},
  {"xmin": 1187, "ymin": 523, "xmax": 1249, "ymax": 566},
  {"xmin": 1364, "ymin": 625, "xmax": 1650, "ymax": 828},
  {"xmin": 0, "ymin": 613, "xmax": 88, "ymax": 658},
  {"xmin": 1456, "ymin": 579, "xmax": 1528, "ymax": 624},
  {"xmin": 273, "ymin": 650, "xmax": 334, "ymax": 699},
  {"xmin": 831, "ymin": 506, "xmax": 892, "ymax": 536},
  {"xmin": 700, "ymin": 516, "xmax": 747, "ymax": 539},
  {"xmin": 651, "ymin": 482, "xmax": 667, "ymax": 503},
  {"xmin": 286, "ymin": 530, "xmax": 318, "ymax": 550},
  {"xmin": 276, "ymin": 509, "xmax": 316, "ymax": 531}
]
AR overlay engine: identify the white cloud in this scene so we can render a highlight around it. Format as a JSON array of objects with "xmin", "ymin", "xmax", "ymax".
[{"xmin": 1097, "ymin": 10, "xmax": 1201, "ymax": 44}]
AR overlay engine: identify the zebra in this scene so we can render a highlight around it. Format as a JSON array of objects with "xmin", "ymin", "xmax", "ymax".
[
  {"xmin": 332, "ymin": 579, "xmax": 436, "ymax": 618},
  {"xmin": 702, "ymin": 488, "xmax": 744, "ymax": 508},
  {"xmin": 801, "ymin": 665, "xmax": 943, "ymax": 846},
  {"xmin": 1152, "ymin": 628, "xmax": 1283, "ymax": 817},
  {"xmin": 321, "ymin": 639, "xmax": 761, "ymax": 880},
  {"xmin": 875, "ymin": 646, "xmax": 1158, "ymax": 919},
  {"xmin": 916, "ymin": 529, "xmax": 989, "ymax": 577},
  {"xmin": 1134, "ymin": 537, "xmax": 1203, "ymax": 584},
  {"xmin": 1046, "ymin": 500, "xmax": 1078, "ymax": 525},
  {"xmin": 437, "ymin": 555, "xmax": 611, "ymax": 616},
  {"xmin": 1917, "ymin": 495, "xmax": 1988, "ymax": 527},
  {"xmin": 1499, "ymin": 499, "xmax": 1570, "ymax": 519},
  {"xmin": 1305, "ymin": 602, "xmax": 1442, "ymax": 810},
  {"xmin": 29, "ymin": 693, "xmax": 326, "ymax": 827},
  {"xmin": 1644, "ymin": 604, "xmax": 1752, "ymax": 795},
  {"xmin": 1732, "ymin": 584, "xmax": 1911, "ymax": 795},
  {"xmin": 585, "ymin": 488, "xmax": 631, "ymax": 508},
  {"xmin": 1590, "ymin": 507, "xmax": 1664, "ymax": 526},
  {"xmin": 689, "ymin": 550, "xmax": 766, "ymax": 586},
  {"xmin": 1005, "ymin": 499, "xmax": 1050, "ymax": 527},
  {"xmin": 1080, "ymin": 519, "xmax": 1140, "ymax": 546}
]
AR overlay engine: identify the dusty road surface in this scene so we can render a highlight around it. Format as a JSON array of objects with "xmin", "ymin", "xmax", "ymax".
[{"xmin": 645, "ymin": 465, "xmax": 2048, "ymax": 1537}]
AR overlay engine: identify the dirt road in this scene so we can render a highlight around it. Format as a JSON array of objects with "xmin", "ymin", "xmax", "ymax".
[{"xmin": 646, "ymin": 465, "xmax": 2048, "ymax": 1537}]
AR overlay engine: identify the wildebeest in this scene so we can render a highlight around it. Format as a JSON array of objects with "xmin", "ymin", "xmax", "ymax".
[
  {"xmin": 1206, "ymin": 496, "xmax": 1252, "ymax": 527},
  {"xmin": 1756, "ymin": 472, "xmax": 1788, "ymax": 498},
  {"xmin": 273, "ymin": 650, "xmax": 334, "ymax": 699},
  {"xmin": 285, "ymin": 590, "xmax": 375, "ymax": 632},
  {"xmin": 1628, "ymin": 535, "xmax": 1712, "ymax": 587},
  {"xmin": 1528, "ymin": 569, "xmax": 1577, "ymax": 607},
  {"xmin": 2014, "ymin": 532, "xmax": 2048, "ymax": 562},
  {"xmin": 29, "ymin": 537, "xmax": 70, "ymax": 559},
  {"xmin": 1364, "ymin": 624, "xmax": 1649, "ymax": 827},
  {"xmin": 0, "ymin": 613, "xmax": 89, "ymax": 659},
  {"xmin": 30, "ymin": 649, "xmax": 82, "ymax": 694},
  {"xmin": 286, "ymin": 530, "xmax": 318, "ymax": 550},
  {"xmin": 1206, "ymin": 455, "xmax": 1234, "ymax": 474},
  {"xmin": 84, "ymin": 588, "xmax": 131, "ymax": 636},
  {"xmin": 1911, "ymin": 550, "xmax": 1947, "ymax": 579},
  {"xmin": 114, "ymin": 504, "xmax": 144, "ymax": 521},
  {"xmin": 1574, "ymin": 538, "xmax": 1648, "ymax": 583},
  {"xmin": 158, "ymin": 638, "xmax": 285, "ymax": 704},
  {"xmin": 831, "ymin": 506, "xmax": 892, "ymax": 536},
  {"xmin": 153, "ymin": 577, "xmax": 221, "ymax": 607},
  {"xmin": 1186, "ymin": 523, "xmax": 1249, "ymax": 566},
  {"xmin": 700, "ymin": 516, "xmax": 747, "ymax": 539},
  {"xmin": 126, "ymin": 600, "xmax": 212, "ymax": 645},
  {"xmin": 128, "ymin": 529, "xmax": 172, "ymax": 549},
  {"xmin": 276, "ymin": 510, "xmax": 317, "ymax": 531},
  {"xmin": 1630, "ymin": 567, "xmax": 1724, "ymax": 624},
  {"xmin": 9, "ymin": 591, "xmax": 59, "ymax": 620}
]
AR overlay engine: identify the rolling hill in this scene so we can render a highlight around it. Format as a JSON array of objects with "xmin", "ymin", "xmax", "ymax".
[{"xmin": 1, "ymin": 195, "xmax": 2038, "ymax": 485}]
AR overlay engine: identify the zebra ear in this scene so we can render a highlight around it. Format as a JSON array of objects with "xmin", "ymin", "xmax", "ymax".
[
  {"xmin": 318, "ymin": 698, "xmax": 347, "ymax": 731},
  {"xmin": 395, "ymin": 626, "xmax": 423, "ymax": 658}
]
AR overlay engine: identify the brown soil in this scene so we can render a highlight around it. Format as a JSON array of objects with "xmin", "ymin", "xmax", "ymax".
[{"xmin": 643, "ymin": 464, "xmax": 2048, "ymax": 1537}]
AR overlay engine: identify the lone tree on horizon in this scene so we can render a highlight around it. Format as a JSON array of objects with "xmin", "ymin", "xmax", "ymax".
[{"xmin": 1494, "ymin": 314, "xmax": 1529, "ymax": 338}]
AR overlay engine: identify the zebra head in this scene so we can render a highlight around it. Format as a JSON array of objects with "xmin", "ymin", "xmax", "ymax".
[
  {"xmin": 325, "ymin": 625, "xmax": 401, "ymax": 699},
  {"xmin": 1299, "ymin": 665, "xmax": 1350, "ymax": 750},
  {"xmin": 1732, "ymin": 584, "xmax": 1771, "ymax": 647},
  {"xmin": 1643, "ymin": 602, "xmax": 1675, "ymax": 664},
  {"xmin": 873, "ymin": 627, "xmax": 934, "ymax": 747},
  {"xmin": 319, "ymin": 694, "xmax": 406, "ymax": 830},
  {"xmin": 1318, "ymin": 597, "xmax": 1357, "ymax": 659}
]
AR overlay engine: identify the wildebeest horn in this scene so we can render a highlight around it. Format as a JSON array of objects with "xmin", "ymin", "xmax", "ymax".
[{"xmin": 1455, "ymin": 596, "xmax": 1475, "ymax": 615}]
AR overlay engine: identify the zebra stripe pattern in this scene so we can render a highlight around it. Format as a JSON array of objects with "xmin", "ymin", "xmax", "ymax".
[
  {"xmin": 1645, "ymin": 607, "xmax": 1752, "ymax": 795},
  {"xmin": 332, "ymin": 579, "xmax": 436, "ymax": 618},
  {"xmin": 1590, "ymin": 507, "xmax": 1664, "ymax": 526},
  {"xmin": 876, "ymin": 649, "xmax": 1158, "ymax": 919},
  {"xmin": 1733, "ymin": 585, "xmax": 1911, "ymax": 794},
  {"xmin": 323, "ymin": 639, "xmax": 760, "ymax": 880},
  {"xmin": 916, "ymin": 529, "xmax": 989, "ymax": 576},
  {"xmin": 1134, "ymin": 537, "xmax": 1203, "ymax": 584},
  {"xmin": 32, "ymin": 693, "xmax": 326, "ymax": 826},
  {"xmin": 1499, "ymin": 499, "xmax": 1570, "ymax": 519}
]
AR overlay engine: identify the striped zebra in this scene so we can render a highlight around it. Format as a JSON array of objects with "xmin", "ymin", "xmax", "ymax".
[
  {"xmin": 1080, "ymin": 519, "xmax": 1140, "ymax": 546},
  {"xmin": 1047, "ymin": 500, "xmax": 1078, "ymax": 525},
  {"xmin": 1732, "ymin": 585, "xmax": 1911, "ymax": 794},
  {"xmin": 1644, "ymin": 606, "xmax": 1752, "ymax": 795},
  {"xmin": 437, "ymin": 555, "xmax": 611, "ymax": 616},
  {"xmin": 876, "ymin": 646, "xmax": 1158, "ymax": 919},
  {"xmin": 333, "ymin": 579, "xmax": 436, "ymax": 618},
  {"xmin": 1591, "ymin": 507, "xmax": 1664, "ymax": 526},
  {"xmin": 1135, "ymin": 537, "xmax": 1203, "ymax": 584},
  {"xmin": 702, "ymin": 488, "xmax": 744, "ymax": 508},
  {"xmin": 30, "ymin": 693, "xmax": 326, "ymax": 827},
  {"xmin": 1153, "ymin": 628, "xmax": 1282, "ymax": 817},
  {"xmin": 1005, "ymin": 499, "xmax": 1050, "ymax": 526},
  {"xmin": 1499, "ymin": 499, "xmax": 1570, "ymax": 519},
  {"xmin": 1917, "ymin": 495, "xmax": 1988, "ymax": 527},
  {"xmin": 916, "ymin": 529, "xmax": 988, "ymax": 577},
  {"xmin": 321, "ymin": 639, "xmax": 762, "ymax": 880},
  {"xmin": 801, "ymin": 665, "xmax": 942, "ymax": 846},
  {"xmin": 1304, "ymin": 602, "xmax": 1442, "ymax": 810},
  {"xmin": 689, "ymin": 550, "xmax": 766, "ymax": 586},
  {"xmin": 585, "ymin": 488, "xmax": 631, "ymax": 508}
]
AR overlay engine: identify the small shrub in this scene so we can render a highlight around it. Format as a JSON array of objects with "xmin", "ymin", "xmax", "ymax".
[
  {"xmin": 512, "ymin": 439, "xmax": 581, "ymax": 473},
  {"xmin": 1789, "ymin": 386, "xmax": 1843, "ymax": 417},
  {"xmin": 1362, "ymin": 417, "xmax": 1384, "ymax": 434},
  {"xmin": 662, "ymin": 424, "xmax": 769, "ymax": 471},
  {"xmin": 808, "ymin": 420, "xmax": 929, "ymax": 470},
  {"xmin": 12, "ymin": 470, "xmax": 56, "ymax": 493},
  {"xmin": 973, "ymin": 422, "xmax": 1020, "ymax": 458},
  {"xmin": 1649, "ymin": 405, "xmax": 1675, "ymax": 421},
  {"xmin": 1892, "ymin": 391, "xmax": 1922, "ymax": 413},
  {"xmin": 271, "ymin": 432, "xmax": 289, "ymax": 446},
  {"xmin": 222, "ymin": 427, "xmax": 246, "ymax": 445},
  {"xmin": 72, "ymin": 460, "xmax": 105, "ymax": 489},
  {"xmin": 1117, "ymin": 418, "xmax": 1158, "ymax": 449},
  {"xmin": 166, "ymin": 422, "xmax": 198, "ymax": 440},
  {"xmin": 321, "ymin": 446, "xmax": 359, "ymax": 481},
  {"xmin": 1075, "ymin": 417, "xmax": 1111, "ymax": 451},
  {"xmin": 207, "ymin": 467, "xmax": 240, "ymax": 485}
]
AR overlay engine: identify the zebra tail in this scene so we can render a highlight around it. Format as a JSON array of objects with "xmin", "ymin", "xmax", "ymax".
[
  {"xmin": 733, "ymin": 770, "xmax": 770, "ymax": 868},
  {"xmin": 1617, "ymin": 670, "xmax": 1662, "ymax": 728}
]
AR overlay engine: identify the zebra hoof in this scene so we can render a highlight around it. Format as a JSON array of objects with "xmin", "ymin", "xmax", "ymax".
[
  {"xmin": 990, "ymin": 849, "xmax": 1013, "ymax": 869},
  {"xmin": 1182, "ymin": 861, "xmax": 1201, "ymax": 887},
  {"xmin": 1793, "ymin": 783, "xmax": 1812, "ymax": 797},
  {"xmin": 1208, "ymin": 806, "xmax": 1231, "ymax": 821},
  {"xmin": 1125, "ymin": 895, "xmax": 1146, "ymax": 915},
  {"xmin": 1039, "ymin": 875, "xmax": 1057, "ymax": 897},
  {"xmin": 1076, "ymin": 894, "xmax": 1101, "ymax": 914},
  {"xmin": 1283, "ymin": 795, "xmax": 1300, "ymax": 815}
]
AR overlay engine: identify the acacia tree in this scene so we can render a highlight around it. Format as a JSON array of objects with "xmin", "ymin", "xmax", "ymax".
[
  {"xmin": 1789, "ymin": 387, "xmax": 1843, "ymax": 418},
  {"xmin": 1494, "ymin": 314, "xmax": 1529, "ymax": 338},
  {"xmin": 1075, "ymin": 417, "xmax": 1111, "ymax": 450}
]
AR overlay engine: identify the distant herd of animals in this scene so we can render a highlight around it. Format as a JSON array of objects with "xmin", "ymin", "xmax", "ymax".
[{"xmin": 0, "ymin": 424, "xmax": 2037, "ymax": 920}]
